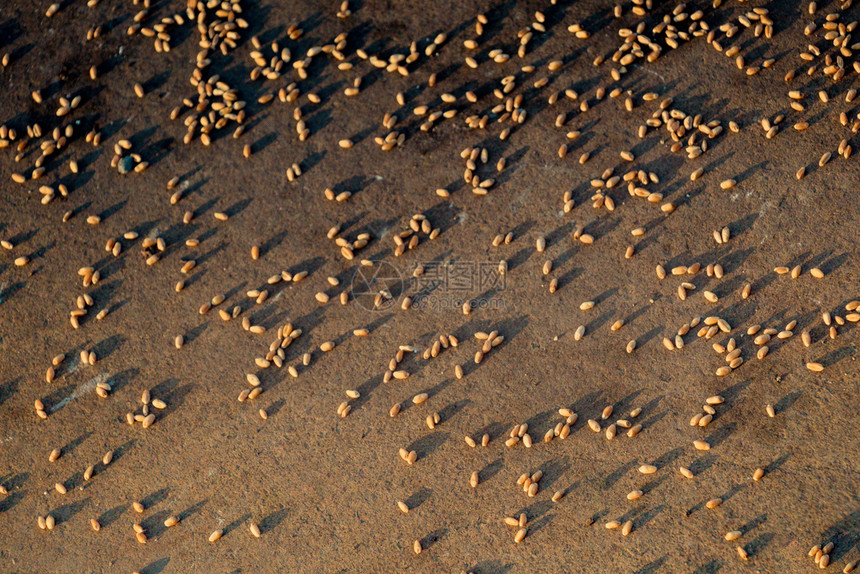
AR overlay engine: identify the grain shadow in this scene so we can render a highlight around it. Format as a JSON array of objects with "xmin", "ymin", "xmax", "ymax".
[
  {"xmin": 98, "ymin": 504, "xmax": 127, "ymax": 528},
  {"xmin": 406, "ymin": 432, "xmax": 450, "ymax": 461},
  {"xmin": 52, "ymin": 498, "xmax": 90, "ymax": 525},
  {"xmin": 140, "ymin": 557, "xmax": 170, "ymax": 574},
  {"xmin": 0, "ymin": 378, "xmax": 20, "ymax": 407},
  {"xmin": 634, "ymin": 555, "xmax": 667, "ymax": 573}
]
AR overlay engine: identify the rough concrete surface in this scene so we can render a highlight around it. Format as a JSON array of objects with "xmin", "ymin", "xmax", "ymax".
[{"xmin": 0, "ymin": 0, "xmax": 858, "ymax": 573}]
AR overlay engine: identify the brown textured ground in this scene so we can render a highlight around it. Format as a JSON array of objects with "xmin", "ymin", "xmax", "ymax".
[{"xmin": 0, "ymin": 0, "xmax": 858, "ymax": 573}]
